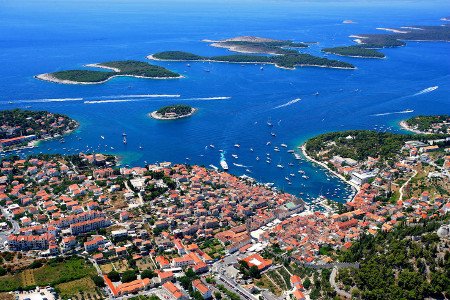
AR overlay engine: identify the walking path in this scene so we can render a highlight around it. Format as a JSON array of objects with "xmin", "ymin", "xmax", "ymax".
[
  {"xmin": 399, "ymin": 169, "xmax": 418, "ymax": 201},
  {"xmin": 330, "ymin": 267, "xmax": 351, "ymax": 299}
]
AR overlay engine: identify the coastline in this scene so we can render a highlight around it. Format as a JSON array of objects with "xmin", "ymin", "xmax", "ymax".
[
  {"xmin": 322, "ymin": 51, "xmax": 385, "ymax": 59},
  {"xmin": 399, "ymin": 120, "xmax": 431, "ymax": 134},
  {"xmin": 300, "ymin": 144, "xmax": 359, "ymax": 201},
  {"xmin": 149, "ymin": 108, "xmax": 197, "ymax": 120},
  {"xmin": 147, "ymin": 54, "xmax": 355, "ymax": 70},
  {"xmin": 1, "ymin": 122, "xmax": 79, "ymax": 153},
  {"xmin": 35, "ymin": 72, "xmax": 183, "ymax": 85}
]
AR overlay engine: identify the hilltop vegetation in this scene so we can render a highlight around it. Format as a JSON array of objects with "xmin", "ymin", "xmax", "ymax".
[
  {"xmin": 322, "ymin": 45, "xmax": 385, "ymax": 58},
  {"xmin": 39, "ymin": 60, "xmax": 180, "ymax": 84},
  {"xmin": 338, "ymin": 217, "xmax": 450, "ymax": 299},
  {"xmin": 151, "ymin": 51, "xmax": 355, "ymax": 70}
]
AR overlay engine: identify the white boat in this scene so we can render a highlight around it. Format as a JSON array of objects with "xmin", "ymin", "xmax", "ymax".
[
  {"xmin": 101, "ymin": 136, "xmax": 105, "ymax": 139},
  {"xmin": 290, "ymin": 173, "xmax": 295, "ymax": 177},
  {"xmin": 234, "ymin": 144, "xmax": 240, "ymax": 148},
  {"xmin": 209, "ymin": 144, "xmax": 215, "ymax": 148},
  {"xmin": 271, "ymin": 132, "xmax": 276, "ymax": 137},
  {"xmin": 288, "ymin": 162, "xmax": 294, "ymax": 166},
  {"xmin": 246, "ymin": 169, "xmax": 251, "ymax": 173},
  {"xmin": 250, "ymin": 148, "xmax": 254, "ymax": 152},
  {"xmin": 266, "ymin": 141, "xmax": 271, "ymax": 145},
  {"xmin": 281, "ymin": 144, "xmax": 287, "ymax": 148},
  {"xmin": 266, "ymin": 160, "xmax": 271, "ymax": 164},
  {"xmin": 267, "ymin": 117, "xmax": 273, "ymax": 127},
  {"xmin": 294, "ymin": 153, "xmax": 302, "ymax": 160},
  {"xmin": 287, "ymin": 149, "xmax": 294, "ymax": 153},
  {"xmin": 274, "ymin": 147, "xmax": 280, "ymax": 152},
  {"xmin": 232, "ymin": 154, "xmax": 238, "ymax": 159},
  {"xmin": 220, "ymin": 160, "xmax": 228, "ymax": 170},
  {"xmin": 256, "ymin": 156, "xmax": 260, "ymax": 161},
  {"xmin": 277, "ymin": 164, "xmax": 284, "ymax": 169},
  {"xmin": 209, "ymin": 164, "xmax": 219, "ymax": 171}
]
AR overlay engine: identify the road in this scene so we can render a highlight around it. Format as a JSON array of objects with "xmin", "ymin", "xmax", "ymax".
[
  {"xmin": 330, "ymin": 267, "xmax": 351, "ymax": 300},
  {"xmin": 399, "ymin": 169, "xmax": 417, "ymax": 201}
]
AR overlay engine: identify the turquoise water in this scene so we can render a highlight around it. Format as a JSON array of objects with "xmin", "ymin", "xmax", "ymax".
[{"xmin": 1, "ymin": 0, "xmax": 449, "ymax": 202}]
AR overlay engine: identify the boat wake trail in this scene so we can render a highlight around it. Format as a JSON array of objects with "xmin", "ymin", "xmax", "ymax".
[
  {"xmin": 232, "ymin": 163, "xmax": 252, "ymax": 168},
  {"xmin": 3, "ymin": 97, "xmax": 84, "ymax": 104},
  {"xmin": 274, "ymin": 98, "xmax": 301, "ymax": 109},
  {"xmin": 181, "ymin": 96, "xmax": 231, "ymax": 101},
  {"xmin": 97, "ymin": 94, "xmax": 181, "ymax": 99},
  {"xmin": 84, "ymin": 96, "xmax": 231, "ymax": 104},
  {"xmin": 410, "ymin": 86, "xmax": 438, "ymax": 97},
  {"xmin": 371, "ymin": 109, "xmax": 414, "ymax": 117}
]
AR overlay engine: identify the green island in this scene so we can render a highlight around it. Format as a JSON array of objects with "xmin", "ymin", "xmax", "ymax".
[
  {"xmin": 402, "ymin": 115, "xmax": 450, "ymax": 135},
  {"xmin": 353, "ymin": 24, "xmax": 450, "ymax": 48},
  {"xmin": 149, "ymin": 51, "xmax": 355, "ymax": 70},
  {"xmin": 206, "ymin": 36, "xmax": 309, "ymax": 55},
  {"xmin": 337, "ymin": 216, "xmax": 450, "ymax": 299},
  {"xmin": 322, "ymin": 45, "xmax": 385, "ymax": 58},
  {"xmin": 150, "ymin": 104, "xmax": 196, "ymax": 120},
  {"xmin": 0, "ymin": 109, "xmax": 78, "ymax": 152},
  {"xmin": 35, "ymin": 60, "xmax": 181, "ymax": 84}
]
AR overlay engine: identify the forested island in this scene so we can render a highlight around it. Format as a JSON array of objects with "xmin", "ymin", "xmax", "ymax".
[
  {"xmin": 402, "ymin": 115, "xmax": 450, "ymax": 135},
  {"xmin": 0, "ymin": 109, "xmax": 78, "ymax": 151},
  {"xmin": 36, "ymin": 60, "xmax": 181, "ymax": 84},
  {"xmin": 149, "ymin": 51, "xmax": 355, "ymax": 70},
  {"xmin": 205, "ymin": 36, "xmax": 309, "ymax": 55},
  {"xmin": 150, "ymin": 104, "xmax": 196, "ymax": 120},
  {"xmin": 322, "ymin": 45, "xmax": 385, "ymax": 58},
  {"xmin": 353, "ymin": 24, "xmax": 450, "ymax": 48}
]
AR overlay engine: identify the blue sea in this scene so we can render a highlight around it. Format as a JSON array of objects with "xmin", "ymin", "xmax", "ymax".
[{"xmin": 1, "ymin": 0, "xmax": 449, "ymax": 202}]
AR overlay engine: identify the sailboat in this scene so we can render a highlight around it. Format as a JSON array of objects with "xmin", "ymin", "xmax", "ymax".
[{"xmin": 122, "ymin": 132, "xmax": 127, "ymax": 144}]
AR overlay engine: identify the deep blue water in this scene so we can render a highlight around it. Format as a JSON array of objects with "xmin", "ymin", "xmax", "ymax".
[{"xmin": 1, "ymin": 0, "xmax": 449, "ymax": 202}]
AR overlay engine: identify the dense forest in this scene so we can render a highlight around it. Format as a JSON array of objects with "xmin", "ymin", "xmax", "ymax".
[
  {"xmin": 0, "ymin": 109, "xmax": 78, "ymax": 139},
  {"xmin": 305, "ymin": 130, "xmax": 408, "ymax": 161},
  {"xmin": 406, "ymin": 115, "xmax": 449, "ymax": 132},
  {"xmin": 48, "ymin": 60, "xmax": 180, "ymax": 83},
  {"xmin": 322, "ymin": 45, "xmax": 385, "ymax": 58},
  {"xmin": 156, "ymin": 105, "xmax": 193, "ymax": 116},
  {"xmin": 338, "ymin": 216, "xmax": 450, "ymax": 299},
  {"xmin": 151, "ymin": 51, "xmax": 355, "ymax": 69}
]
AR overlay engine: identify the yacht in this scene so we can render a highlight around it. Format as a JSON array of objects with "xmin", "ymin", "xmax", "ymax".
[
  {"xmin": 234, "ymin": 144, "xmax": 240, "ymax": 148},
  {"xmin": 271, "ymin": 132, "xmax": 276, "ymax": 137},
  {"xmin": 274, "ymin": 147, "xmax": 280, "ymax": 152},
  {"xmin": 256, "ymin": 156, "xmax": 260, "ymax": 161},
  {"xmin": 277, "ymin": 164, "xmax": 284, "ymax": 169},
  {"xmin": 209, "ymin": 144, "xmax": 215, "ymax": 148},
  {"xmin": 266, "ymin": 141, "xmax": 271, "ymax": 145},
  {"xmin": 287, "ymin": 149, "xmax": 294, "ymax": 153},
  {"xmin": 231, "ymin": 154, "xmax": 238, "ymax": 159},
  {"xmin": 281, "ymin": 144, "xmax": 287, "ymax": 148},
  {"xmin": 209, "ymin": 164, "xmax": 219, "ymax": 171},
  {"xmin": 250, "ymin": 148, "xmax": 254, "ymax": 152},
  {"xmin": 220, "ymin": 160, "xmax": 229, "ymax": 170}
]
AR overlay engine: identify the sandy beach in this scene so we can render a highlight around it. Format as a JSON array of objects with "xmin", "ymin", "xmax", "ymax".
[
  {"xmin": 399, "ymin": 120, "xmax": 431, "ymax": 134},
  {"xmin": 149, "ymin": 108, "xmax": 197, "ymax": 120}
]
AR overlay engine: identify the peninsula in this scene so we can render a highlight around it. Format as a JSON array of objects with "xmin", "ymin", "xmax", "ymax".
[
  {"xmin": 0, "ymin": 109, "xmax": 78, "ymax": 152},
  {"xmin": 203, "ymin": 36, "xmax": 309, "ymax": 55},
  {"xmin": 401, "ymin": 115, "xmax": 450, "ymax": 135},
  {"xmin": 149, "ymin": 51, "xmax": 355, "ymax": 70},
  {"xmin": 36, "ymin": 60, "xmax": 182, "ymax": 84},
  {"xmin": 150, "ymin": 104, "xmax": 196, "ymax": 120}
]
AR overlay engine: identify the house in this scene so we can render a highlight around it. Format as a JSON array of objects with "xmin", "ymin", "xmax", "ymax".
[
  {"xmin": 162, "ymin": 282, "xmax": 186, "ymax": 300},
  {"xmin": 241, "ymin": 253, "xmax": 272, "ymax": 271},
  {"xmin": 192, "ymin": 279, "xmax": 212, "ymax": 299}
]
